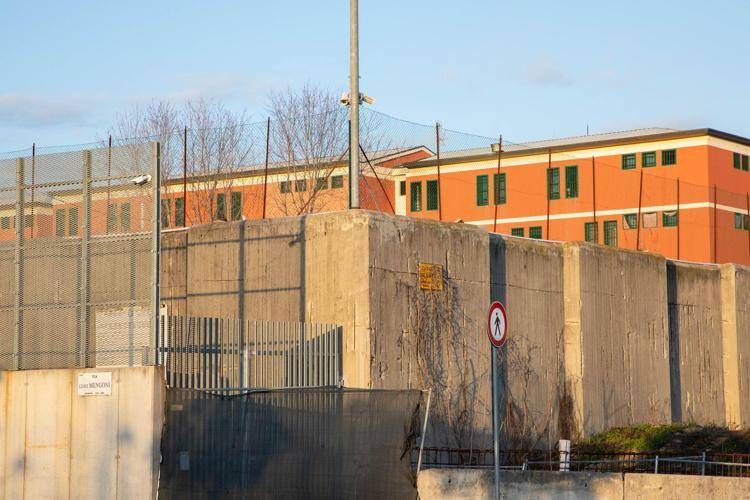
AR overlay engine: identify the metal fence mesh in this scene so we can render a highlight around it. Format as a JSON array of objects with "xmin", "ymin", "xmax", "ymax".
[{"xmin": 0, "ymin": 141, "xmax": 157, "ymax": 370}]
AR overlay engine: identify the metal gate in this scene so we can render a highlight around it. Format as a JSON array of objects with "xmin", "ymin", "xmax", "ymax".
[{"xmin": 158, "ymin": 315, "xmax": 342, "ymax": 390}]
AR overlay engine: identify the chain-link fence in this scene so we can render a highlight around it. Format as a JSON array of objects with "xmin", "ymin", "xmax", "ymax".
[{"xmin": 0, "ymin": 140, "xmax": 159, "ymax": 370}]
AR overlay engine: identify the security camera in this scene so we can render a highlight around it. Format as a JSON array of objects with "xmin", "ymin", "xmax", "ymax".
[
  {"xmin": 360, "ymin": 94, "xmax": 375, "ymax": 105},
  {"xmin": 340, "ymin": 92, "xmax": 350, "ymax": 106},
  {"xmin": 131, "ymin": 174, "xmax": 152, "ymax": 186}
]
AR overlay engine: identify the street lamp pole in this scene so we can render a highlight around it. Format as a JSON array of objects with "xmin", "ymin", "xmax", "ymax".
[{"xmin": 349, "ymin": 0, "xmax": 360, "ymax": 209}]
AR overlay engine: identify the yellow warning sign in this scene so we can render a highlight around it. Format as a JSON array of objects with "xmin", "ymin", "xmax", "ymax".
[{"xmin": 419, "ymin": 263, "xmax": 444, "ymax": 291}]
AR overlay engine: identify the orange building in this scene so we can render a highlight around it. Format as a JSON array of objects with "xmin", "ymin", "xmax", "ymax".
[{"xmin": 393, "ymin": 128, "xmax": 750, "ymax": 265}]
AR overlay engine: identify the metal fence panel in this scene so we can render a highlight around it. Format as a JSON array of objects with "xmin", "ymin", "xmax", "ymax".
[
  {"xmin": 0, "ymin": 141, "xmax": 158, "ymax": 370},
  {"xmin": 158, "ymin": 315, "xmax": 343, "ymax": 390}
]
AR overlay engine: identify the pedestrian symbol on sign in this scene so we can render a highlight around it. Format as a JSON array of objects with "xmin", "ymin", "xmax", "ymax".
[{"xmin": 487, "ymin": 301, "xmax": 507, "ymax": 348}]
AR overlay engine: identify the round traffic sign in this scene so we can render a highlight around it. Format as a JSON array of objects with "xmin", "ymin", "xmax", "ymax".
[{"xmin": 487, "ymin": 301, "xmax": 508, "ymax": 348}]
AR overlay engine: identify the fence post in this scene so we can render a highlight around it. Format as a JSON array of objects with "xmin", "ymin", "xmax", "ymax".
[
  {"xmin": 701, "ymin": 451, "xmax": 706, "ymax": 476},
  {"xmin": 79, "ymin": 151, "xmax": 92, "ymax": 367},
  {"xmin": 655, "ymin": 455, "xmax": 659, "ymax": 474},
  {"xmin": 14, "ymin": 158, "xmax": 24, "ymax": 370},
  {"xmin": 559, "ymin": 439, "xmax": 571, "ymax": 472},
  {"xmin": 152, "ymin": 141, "xmax": 161, "ymax": 366}
]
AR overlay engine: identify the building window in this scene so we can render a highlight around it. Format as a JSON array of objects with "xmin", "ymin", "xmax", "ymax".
[
  {"xmin": 642, "ymin": 212, "xmax": 658, "ymax": 228},
  {"xmin": 107, "ymin": 203, "xmax": 116, "ymax": 233},
  {"xmin": 295, "ymin": 179, "xmax": 307, "ymax": 192},
  {"xmin": 735, "ymin": 213, "xmax": 749, "ymax": 230},
  {"xmin": 565, "ymin": 165, "xmax": 578, "ymax": 198},
  {"xmin": 230, "ymin": 192, "xmax": 242, "ymax": 221},
  {"xmin": 331, "ymin": 175, "xmax": 344, "ymax": 189},
  {"xmin": 494, "ymin": 173, "xmax": 506, "ymax": 205},
  {"xmin": 642, "ymin": 151, "xmax": 657, "ymax": 168},
  {"xmin": 68, "ymin": 207, "xmax": 79, "ymax": 236},
  {"xmin": 744, "ymin": 155, "xmax": 750, "ymax": 172},
  {"xmin": 511, "ymin": 227, "xmax": 524, "ymax": 237},
  {"xmin": 662, "ymin": 149, "xmax": 677, "ymax": 166},
  {"xmin": 426, "ymin": 180, "xmax": 439, "ymax": 211},
  {"xmin": 584, "ymin": 222, "xmax": 598, "ymax": 243},
  {"xmin": 23, "ymin": 214, "xmax": 33, "ymax": 228},
  {"xmin": 410, "ymin": 182, "xmax": 422, "ymax": 212},
  {"xmin": 2, "ymin": 216, "xmax": 11, "ymax": 230},
  {"xmin": 162, "ymin": 199, "xmax": 172, "ymax": 227},
  {"xmin": 215, "ymin": 193, "xmax": 226, "ymax": 221},
  {"xmin": 622, "ymin": 154, "xmax": 636, "ymax": 170},
  {"xmin": 547, "ymin": 168, "xmax": 560, "ymax": 200},
  {"xmin": 121, "ymin": 203, "xmax": 132, "ymax": 232},
  {"xmin": 280, "ymin": 181, "xmax": 292, "ymax": 193},
  {"xmin": 55, "ymin": 210, "xmax": 65, "ymax": 236},
  {"xmin": 529, "ymin": 226, "xmax": 542, "ymax": 239},
  {"xmin": 476, "ymin": 175, "xmax": 489, "ymax": 206},
  {"xmin": 603, "ymin": 220, "xmax": 617, "ymax": 246},
  {"xmin": 662, "ymin": 211, "xmax": 678, "ymax": 227},
  {"xmin": 399, "ymin": 181, "xmax": 406, "ymax": 196},
  {"xmin": 623, "ymin": 213, "xmax": 638, "ymax": 229},
  {"xmin": 173, "ymin": 198, "xmax": 184, "ymax": 227},
  {"xmin": 315, "ymin": 177, "xmax": 328, "ymax": 191},
  {"xmin": 734, "ymin": 153, "xmax": 742, "ymax": 170}
]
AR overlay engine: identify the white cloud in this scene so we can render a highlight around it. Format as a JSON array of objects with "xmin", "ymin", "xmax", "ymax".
[
  {"xmin": 0, "ymin": 94, "xmax": 96, "ymax": 127},
  {"xmin": 522, "ymin": 57, "xmax": 574, "ymax": 87}
]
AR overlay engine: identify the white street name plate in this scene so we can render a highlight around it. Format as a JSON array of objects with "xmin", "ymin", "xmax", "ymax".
[{"xmin": 77, "ymin": 372, "xmax": 112, "ymax": 396}]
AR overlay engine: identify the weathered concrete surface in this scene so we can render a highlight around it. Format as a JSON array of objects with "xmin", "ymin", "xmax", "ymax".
[
  {"xmin": 564, "ymin": 243, "xmax": 671, "ymax": 438},
  {"xmin": 417, "ymin": 469, "xmax": 623, "ymax": 500},
  {"xmin": 667, "ymin": 261, "xmax": 725, "ymax": 425},
  {"xmin": 0, "ymin": 366, "xmax": 164, "ymax": 500},
  {"xmin": 418, "ymin": 469, "xmax": 750, "ymax": 500},
  {"xmin": 722, "ymin": 264, "xmax": 750, "ymax": 428},
  {"xmin": 491, "ymin": 235, "xmax": 565, "ymax": 448}
]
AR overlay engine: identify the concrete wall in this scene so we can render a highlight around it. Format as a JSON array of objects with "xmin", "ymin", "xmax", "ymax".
[
  {"xmin": 0, "ymin": 366, "xmax": 164, "ymax": 500},
  {"xmin": 667, "ymin": 262, "xmax": 725, "ymax": 425},
  {"xmin": 417, "ymin": 468, "xmax": 750, "ymax": 500},
  {"xmin": 158, "ymin": 211, "xmax": 750, "ymax": 448}
]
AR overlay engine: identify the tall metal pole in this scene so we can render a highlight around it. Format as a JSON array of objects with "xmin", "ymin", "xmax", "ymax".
[
  {"xmin": 713, "ymin": 184, "xmax": 718, "ymax": 264},
  {"xmin": 435, "ymin": 122, "xmax": 442, "ymax": 221},
  {"xmin": 262, "ymin": 117, "xmax": 270, "ymax": 219},
  {"xmin": 636, "ymin": 170, "xmax": 644, "ymax": 250},
  {"xmin": 746, "ymin": 192, "xmax": 750, "ymax": 257},
  {"xmin": 546, "ymin": 149, "xmax": 551, "ymax": 239},
  {"xmin": 676, "ymin": 178, "xmax": 680, "ymax": 260},
  {"xmin": 14, "ymin": 158, "xmax": 24, "ymax": 370},
  {"xmin": 493, "ymin": 136, "xmax": 503, "ymax": 233},
  {"xmin": 79, "ymin": 151, "xmax": 92, "ymax": 367},
  {"xmin": 348, "ymin": 0, "xmax": 360, "ymax": 209},
  {"xmin": 183, "ymin": 126, "xmax": 188, "ymax": 226},
  {"xmin": 152, "ymin": 142, "xmax": 161, "ymax": 364},
  {"xmin": 492, "ymin": 346, "xmax": 500, "ymax": 500}
]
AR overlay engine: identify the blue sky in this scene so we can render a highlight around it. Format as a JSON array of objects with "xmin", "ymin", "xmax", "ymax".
[{"xmin": 1, "ymin": 0, "xmax": 748, "ymax": 151}]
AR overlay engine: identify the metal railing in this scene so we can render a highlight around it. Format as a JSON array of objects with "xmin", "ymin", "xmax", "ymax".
[
  {"xmin": 157, "ymin": 315, "xmax": 343, "ymax": 391},
  {"xmin": 415, "ymin": 447, "xmax": 750, "ymax": 478}
]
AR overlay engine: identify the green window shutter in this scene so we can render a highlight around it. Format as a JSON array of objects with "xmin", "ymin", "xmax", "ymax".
[
  {"xmin": 642, "ymin": 152, "xmax": 657, "ymax": 168},
  {"xmin": 584, "ymin": 222, "xmax": 598, "ymax": 243},
  {"xmin": 280, "ymin": 181, "xmax": 291, "ymax": 193},
  {"xmin": 623, "ymin": 213, "xmax": 638, "ymax": 229},
  {"xmin": 476, "ymin": 175, "xmax": 489, "ymax": 206},
  {"xmin": 493, "ymin": 173, "xmax": 506, "ymax": 205},
  {"xmin": 410, "ymin": 182, "xmax": 422, "ymax": 212},
  {"xmin": 230, "ymin": 192, "xmax": 242, "ymax": 221},
  {"xmin": 2, "ymin": 216, "xmax": 10, "ymax": 230},
  {"xmin": 162, "ymin": 199, "xmax": 171, "ymax": 227},
  {"xmin": 529, "ymin": 226, "xmax": 542, "ymax": 239},
  {"xmin": 315, "ymin": 178, "xmax": 328, "ymax": 191},
  {"xmin": 662, "ymin": 149, "xmax": 677, "ymax": 166},
  {"xmin": 331, "ymin": 175, "xmax": 344, "ymax": 189},
  {"xmin": 107, "ymin": 203, "xmax": 116, "ymax": 233},
  {"xmin": 565, "ymin": 166, "xmax": 578, "ymax": 198},
  {"xmin": 121, "ymin": 203, "xmax": 132, "ymax": 232},
  {"xmin": 736, "ymin": 213, "xmax": 744, "ymax": 229},
  {"xmin": 603, "ymin": 220, "xmax": 618, "ymax": 246},
  {"xmin": 547, "ymin": 168, "xmax": 560, "ymax": 200},
  {"xmin": 399, "ymin": 181, "xmax": 406, "ymax": 196},
  {"xmin": 68, "ymin": 207, "xmax": 79, "ymax": 236},
  {"xmin": 662, "ymin": 211, "xmax": 678, "ymax": 227},
  {"xmin": 214, "ymin": 193, "xmax": 225, "ymax": 221},
  {"xmin": 734, "ymin": 153, "xmax": 741, "ymax": 170},
  {"xmin": 55, "ymin": 210, "xmax": 65, "ymax": 236},
  {"xmin": 295, "ymin": 179, "xmax": 307, "ymax": 192},
  {"xmin": 622, "ymin": 154, "xmax": 636, "ymax": 170},
  {"xmin": 426, "ymin": 180, "xmax": 439, "ymax": 211},
  {"xmin": 743, "ymin": 155, "xmax": 749, "ymax": 171},
  {"xmin": 173, "ymin": 198, "xmax": 184, "ymax": 227},
  {"xmin": 511, "ymin": 227, "xmax": 524, "ymax": 237}
]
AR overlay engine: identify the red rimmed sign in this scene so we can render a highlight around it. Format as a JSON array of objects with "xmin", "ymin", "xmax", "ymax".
[{"xmin": 487, "ymin": 301, "xmax": 508, "ymax": 348}]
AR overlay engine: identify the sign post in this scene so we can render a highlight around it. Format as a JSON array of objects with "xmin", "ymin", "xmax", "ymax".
[{"xmin": 487, "ymin": 301, "xmax": 508, "ymax": 500}]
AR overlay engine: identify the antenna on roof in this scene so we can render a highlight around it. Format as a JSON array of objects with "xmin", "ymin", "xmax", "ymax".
[{"xmin": 586, "ymin": 124, "xmax": 590, "ymax": 136}]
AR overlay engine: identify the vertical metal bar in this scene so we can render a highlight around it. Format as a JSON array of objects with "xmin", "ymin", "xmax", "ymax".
[
  {"xmin": 676, "ymin": 178, "xmax": 680, "ymax": 260},
  {"xmin": 492, "ymin": 347, "xmax": 500, "ymax": 500},
  {"xmin": 416, "ymin": 389, "xmax": 432, "ymax": 476},
  {"xmin": 348, "ymin": 0, "xmax": 360, "ymax": 208},
  {"xmin": 636, "ymin": 169, "xmax": 644, "ymax": 250},
  {"xmin": 201, "ymin": 318, "xmax": 207, "ymax": 390},
  {"xmin": 435, "ymin": 122, "xmax": 442, "ymax": 221},
  {"xmin": 546, "ymin": 148, "xmax": 551, "ymax": 239},
  {"xmin": 14, "ymin": 158, "xmax": 24, "ymax": 370},
  {"xmin": 253, "ymin": 321, "xmax": 257, "ymax": 388},
  {"xmin": 262, "ymin": 117, "xmax": 270, "ymax": 219},
  {"xmin": 746, "ymin": 192, "xmax": 750, "ymax": 257},
  {"xmin": 592, "ymin": 156, "xmax": 597, "ymax": 225},
  {"xmin": 80, "ymin": 151, "xmax": 92, "ymax": 367},
  {"xmin": 492, "ymin": 136, "xmax": 502, "ymax": 233},
  {"xmin": 152, "ymin": 141, "xmax": 161, "ymax": 368},
  {"xmin": 106, "ymin": 136, "xmax": 112, "ymax": 232},
  {"xmin": 183, "ymin": 126, "xmax": 188, "ymax": 226},
  {"xmin": 713, "ymin": 184, "xmax": 718, "ymax": 263},
  {"xmin": 701, "ymin": 451, "xmax": 706, "ymax": 476}
]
